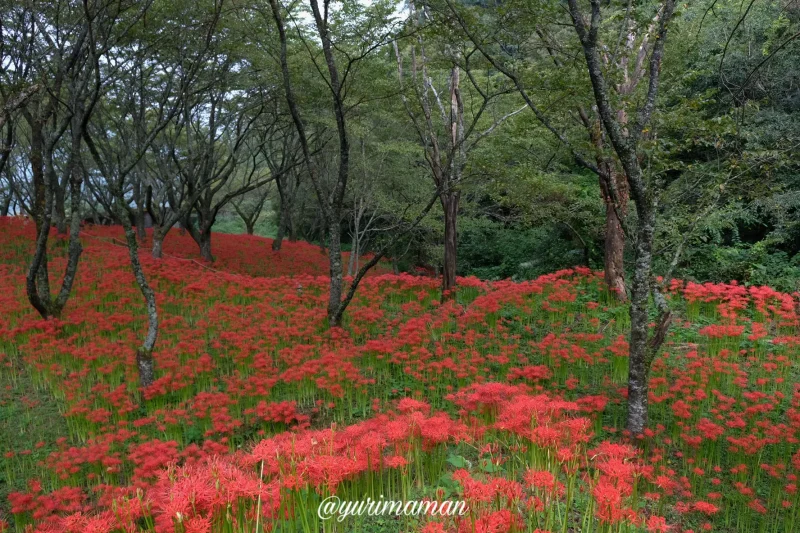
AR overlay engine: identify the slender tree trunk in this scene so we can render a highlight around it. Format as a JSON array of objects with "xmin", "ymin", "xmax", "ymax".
[
  {"xmin": 441, "ymin": 191, "xmax": 459, "ymax": 298},
  {"xmin": 327, "ymin": 220, "xmax": 344, "ymax": 327},
  {"xmin": 626, "ymin": 200, "xmax": 656, "ymax": 435},
  {"xmin": 30, "ymin": 120, "xmax": 47, "ymax": 230},
  {"xmin": 31, "ymin": 110, "xmax": 85, "ymax": 319},
  {"xmin": 1, "ymin": 193, "xmax": 10, "ymax": 216},
  {"xmin": 117, "ymin": 200, "xmax": 158, "ymax": 391},
  {"xmin": 318, "ymin": 218, "xmax": 327, "ymax": 254},
  {"xmin": 0, "ymin": 123, "xmax": 13, "ymax": 213},
  {"xmin": 35, "ymin": 246, "xmax": 51, "ymax": 310},
  {"xmin": 132, "ymin": 185, "xmax": 144, "ymax": 245},
  {"xmin": 137, "ymin": 347, "xmax": 155, "ymax": 390},
  {"xmin": 245, "ymin": 220, "xmax": 255, "ymax": 235},
  {"xmin": 27, "ymin": 206, "xmax": 53, "ymax": 319},
  {"xmin": 563, "ymin": 0, "xmax": 677, "ymax": 436},
  {"xmin": 136, "ymin": 215, "xmax": 146, "ymax": 242},
  {"xmin": 273, "ymin": 200, "xmax": 289, "ymax": 250},
  {"xmin": 601, "ymin": 171, "xmax": 628, "ymax": 300},
  {"xmin": 56, "ymin": 178, "xmax": 84, "ymax": 312},
  {"xmin": 26, "ymin": 166, "xmax": 54, "ymax": 319},
  {"xmin": 347, "ymin": 209, "xmax": 360, "ymax": 276},
  {"xmin": 355, "ymin": 237, "xmax": 362, "ymax": 273},
  {"xmin": 53, "ymin": 185, "xmax": 67, "ymax": 234},
  {"xmin": 182, "ymin": 214, "xmax": 202, "ymax": 252},
  {"xmin": 49, "ymin": 119, "xmax": 86, "ymax": 318},
  {"xmin": 28, "ymin": 121, "xmax": 53, "ymax": 316},
  {"xmin": 152, "ymin": 228, "xmax": 164, "ymax": 259},
  {"xmin": 134, "ymin": 188, "xmax": 146, "ymax": 242},
  {"xmin": 288, "ymin": 214, "xmax": 297, "ymax": 241},
  {"xmin": 347, "ymin": 239, "xmax": 356, "ymax": 276}
]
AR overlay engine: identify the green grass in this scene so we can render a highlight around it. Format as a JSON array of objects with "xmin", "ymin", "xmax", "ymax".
[
  {"xmin": 212, "ymin": 213, "xmax": 277, "ymax": 238},
  {"xmin": 0, "ymin": 353, "xmax": 71, "ymax": 522}
]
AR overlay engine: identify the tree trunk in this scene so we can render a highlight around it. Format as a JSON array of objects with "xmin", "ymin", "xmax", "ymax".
[
  {"xmin": 273, "ymin": 202, "xmax": 289, "ymax": 250},
  {"xmin": 0, "ymin": 122, "xmax": 13, "ymax": 213},
  {"xmin": 117, "ymin": 200, "xmax": 159, "ymax": 392},
  {"xmin": 601, "ymin": 171, "xmax": 628, "ymax": 300},
  {"xmin": 347, "ymin": 240, "xmax": 356, "ymax": 276},
  {"xmin": 136, "ymin": 348, "xmax": 155, "ymax": 389},
  {"xmin": 136, "ymin": 210, "xmax": 146, "ymax": 242},
  {"xmin": 441, "ymin": 191, "xmax": 459, "ymax": 299},
  {"xmin": 199, "ymin": 229, "xmax": 214, "ymax": 262},
  {"xmin": 354, "ymin": 235, "xmax": 361, "ymax": 274},
  {"xmin": 133, "ymin": 181, "xmax": 146, "ymax": 242},
  {"xmin": 288, "ymin": 214, "xmax": 297, "ymax": 242},
  {"xmin": 152, "ymin": 229, "xmax": 164, "ymax": 259},
  {"xmin": 27, "ymin": 179, "xmax": 54, "ymax": 319},
  {"xmin": 347, "ymin": 210, "xmax": 360, "ymax": 276},
  {"xmin": 181, "ymin": 214, "xmax": 207, "ymax": 259},
  {"xmin": 273, "ymin": 177, "xmax": 289, "ymax": 250},
  {"xmin": 0, "ymin": 193, "xmax": 10, "ymax": 216},
  {"xmin": 27, "ymin": 120, "xmax": 53, "ymax": 317},
  {"xmin": 53, "ymin": 185, "xmax": 67, "ymax": 234},
  {"xmin": 626, "ymin": 201, "xmax": 656, "ymax": 435},
  {"xmin": 30, "ymin": 121, "xmax": 46, "ymax": 231},
  {"xmin": 318, "ymin": 220, "xmax": 327, "ymax": 254},
  {"xmin": 562, "ymin": 0, "xmax": 677, "ymax": 436},
  {"xmin": 327, "ymin": 220, "xmax": 344, "ymax": 327},
  {"xmin": 50, "ymin": 123, "xmax": 86, "ymax": 319}
]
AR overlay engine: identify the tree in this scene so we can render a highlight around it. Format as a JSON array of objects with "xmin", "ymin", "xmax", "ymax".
[
  {"xmin": 164, "ymin": 66, "xmax": 272, "ymax": 260},
  {"xmin": 270, "ymin": 134, "xmax": 303, "ymax": 249},
  {"xmin": 227, "ymin": 122, "xmax": 297, "ymax": 238},
  {"xmin": 82, "ymin": 0, "xmax": 221, "ymax": 390},
  {"xmin": 563, "ymin": 0, "xmax": 677, "ymax": 434},
  {"xmin": 394, "ymin": 3, "xmax": 524, "ymax": 299},
  {"xmin": 1, "ymin": 0, "xmax": 144, "ymax": 319},
  {"xmin": 261, "ymin": 0, "xmax": 441, "ymax": 327},
  {"xmin": 437, "ymin": 0, "xmax": 634, "ymax": 298}
]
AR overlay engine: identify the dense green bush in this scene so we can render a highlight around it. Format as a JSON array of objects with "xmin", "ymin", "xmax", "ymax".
[
  {"xmin": 671, "ymin": 242, "xmax": 800, "ymax": 293},
  {"xmin": 457, "ymin": 219, "xmax": 597, "ymax": 280}
]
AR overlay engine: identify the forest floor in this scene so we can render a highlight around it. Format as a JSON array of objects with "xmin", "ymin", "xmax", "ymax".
[{"xmin": 1, "ymin": 215, "xmax": 799, "ymax": 533}]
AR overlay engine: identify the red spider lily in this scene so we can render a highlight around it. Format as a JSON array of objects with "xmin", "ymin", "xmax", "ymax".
[{"xmin": 3, "ymin": 216, "xmax": 800, "ymax": 532}]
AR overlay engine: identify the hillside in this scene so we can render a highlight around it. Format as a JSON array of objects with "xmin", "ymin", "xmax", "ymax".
[{"xmin": 1, "ymin": 217, "xmax": 799, "ymax": 533}]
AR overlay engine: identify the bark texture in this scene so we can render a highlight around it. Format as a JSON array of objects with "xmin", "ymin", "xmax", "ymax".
[
  {"xmin": 25, "ymin": 101, "xmax": 85, "ymax": 320},
  {"xmin": 565, "ymin": 0, "xmax": 677, "ymax": 435},
  {"xmin": 152, "ymin": 229, "xmax": 164, "ymax": 259},
  {"xmin": 601, "ymin": 171, "xmax": 628, "ymax": 300},
  {"xmin": 441, "ymin": 191, "xmax": 460, "ymax": 297},
  {"xmin": 117, "ymin": 199, "xmax": 159, "ymax": 390},
  {"xmin": 273, "ymin": 199, "xmax": 290, "ymax": 250}
]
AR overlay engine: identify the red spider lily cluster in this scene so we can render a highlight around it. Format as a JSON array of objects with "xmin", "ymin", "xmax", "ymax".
[
  {"xmin": 2, "ymin": 216, "xmax": 800, "ymax": 533},
  {"xmin": 78, "ymin": 224, "xmax": 391, "ymax": 279}
]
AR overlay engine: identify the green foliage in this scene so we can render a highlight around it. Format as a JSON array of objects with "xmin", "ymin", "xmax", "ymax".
[
  {"xmin": 3, "ymin": 0, "xmax": 799, "ymax": 295},
  {"xmin": 670, "ymin": 240, "xmax": 800, "ymax": 293},
  {"xmin": 457, "ymin": 218, "xmax": 593, "ymax": 280},
  {"xmin": 643, "ymin": 0, "xmax": 800, "ymax": 289},
  {"xmin": 213, "ymin": 214, "xmax": 277, "ymax": 238}
]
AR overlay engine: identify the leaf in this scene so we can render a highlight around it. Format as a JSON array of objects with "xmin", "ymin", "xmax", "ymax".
[{"xmin": 446, "ymin": 454, "xmax": 468, "ymax": 469}]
